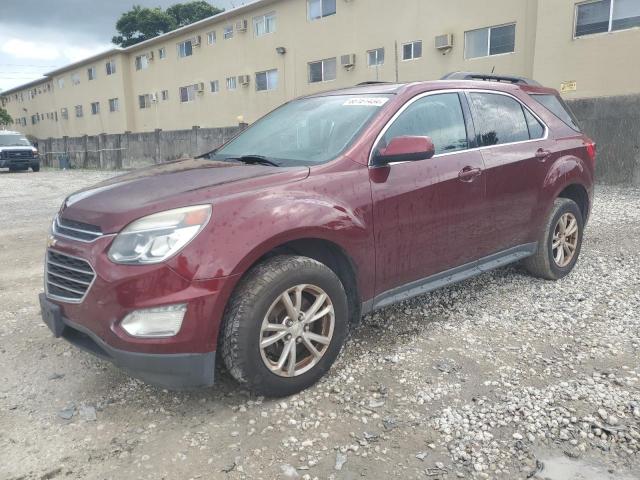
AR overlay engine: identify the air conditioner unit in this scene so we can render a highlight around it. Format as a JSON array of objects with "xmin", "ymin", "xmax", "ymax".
[
  {"xmin": 238, "ymin": 75, "xmax": 251, "ymax": 86},
  {"xmin": 435, "ymin": 34, "xmax": 454, "ymax": 50},
  {"xmin": 148, "ymin": 51, "xmax": 155, "ymax": 61},
  {"xmin": 196, "ymin": 82, "xmax": 205, "ymax": 92},
  {"xmin": 341, "ymin": 54, "xmax": 356, "ymax": 69},
  {"xmin": 192, "ymin": 35, "xmax": 202, "ymax": 46},
  {"xmin": 236, "ymin": 19, "xmax": 248, "ymax": 32}
]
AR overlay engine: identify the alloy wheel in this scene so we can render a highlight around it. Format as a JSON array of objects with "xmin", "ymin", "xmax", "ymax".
[
  {"xmin": 552, "ymin": 212, "xmax": 579, "ymax": 268},
  {"xmin": 259, "ymin": 284, "xmax": 335, "ymax": 377}
]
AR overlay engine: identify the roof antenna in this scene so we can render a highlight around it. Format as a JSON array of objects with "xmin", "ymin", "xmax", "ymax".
[{"xmin": 491, "ymin": 66, "xmax": 496, "ymax": 74}]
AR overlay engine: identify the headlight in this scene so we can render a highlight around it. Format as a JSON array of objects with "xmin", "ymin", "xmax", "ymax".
[{"xmin": 108, "ymin": 205, "xmax": 212, "ymax": 264}]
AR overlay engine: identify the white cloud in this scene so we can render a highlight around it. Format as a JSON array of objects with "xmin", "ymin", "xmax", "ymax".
[
  {"xmin": 62, "ymin": 45, "xmax": 111, "ymax": 63},
  {"xmin": 1, "ymin": 38, "xmax": 61, "ymax": 61}
]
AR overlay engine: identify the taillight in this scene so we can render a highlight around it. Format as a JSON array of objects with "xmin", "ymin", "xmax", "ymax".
[{"xmin": 585, "ymin": 139, "xmax": 596, "ymax": 164}]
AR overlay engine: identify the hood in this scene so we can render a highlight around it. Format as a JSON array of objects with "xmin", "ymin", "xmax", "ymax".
[
  {"xmin": 60, "ymin": 158, "xmax": 309, "ymax": 233},
  {"xmin": 0, "ymin": 145, "xmax": 35, "ymax": 151}
]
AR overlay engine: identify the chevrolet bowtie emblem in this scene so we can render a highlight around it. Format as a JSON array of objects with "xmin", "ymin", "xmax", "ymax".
[{"xmin": 47, "ymin": 236, "xmax": 57, "ymax": 248}]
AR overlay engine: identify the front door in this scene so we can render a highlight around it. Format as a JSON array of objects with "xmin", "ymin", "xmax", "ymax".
[{"xmin": 370, "ymin": 92, "xmax": 486, "ymax": 297}]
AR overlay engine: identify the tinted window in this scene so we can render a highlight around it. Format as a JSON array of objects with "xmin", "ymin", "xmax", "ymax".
[
  {"xmin": 380, "ymin": 93, "xmax": 468, "ymax": 155},
  {"xmin": 575, "ymin": 0, "xmax": 611, "ymax": 36},
  {"xmin": 524, "ymin": 109, "xmax": 545, "ymax": 139},
  {"xmin": 468, "ymin": 93, "xmax": 529, "ymax": 146},
  {"xmin": 532, "ymin": 94, "xmax": 581, "ymax": 131}
]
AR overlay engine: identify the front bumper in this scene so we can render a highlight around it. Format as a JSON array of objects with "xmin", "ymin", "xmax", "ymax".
[
  {"xmin": 40, "ymin": 293, "xmax": 215, "ymax": 388},
  {"xmin": 40, "ymin": 235, "xmax": 240, "ymax": 389}
]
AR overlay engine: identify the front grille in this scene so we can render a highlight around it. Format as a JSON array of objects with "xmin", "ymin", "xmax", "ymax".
[
  {"xmin": 5, "ymin": 150, "xmax": 34, "ymax": 159},
  {"xmin": 53, "ymin": 215, "xmax": 103, "ymax": 242},
  {"xmin": 46, "ymin": 250, "xmax": 96, "ymax": 303}
]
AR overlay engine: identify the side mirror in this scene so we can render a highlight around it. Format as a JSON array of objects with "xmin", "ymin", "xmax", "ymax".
[{"xmin": 372, "ymin": 136, "xmax": 435, "ymax": 167}]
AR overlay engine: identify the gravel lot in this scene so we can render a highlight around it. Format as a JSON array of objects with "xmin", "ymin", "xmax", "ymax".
[{"xmin": 0, "ymin": 169, "xmax": 639, "ymax": 480}]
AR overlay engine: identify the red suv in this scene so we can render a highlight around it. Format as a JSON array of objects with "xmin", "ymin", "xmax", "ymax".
[{"xmin": 40, "ymin": 73, "xmax": 595, "ymax": 396}]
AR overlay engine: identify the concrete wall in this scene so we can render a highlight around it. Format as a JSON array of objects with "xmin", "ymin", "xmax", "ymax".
[
  {"xmin": 37, "ymin": 125, "xmax": 241, "ymax": 170},
  {"xmin": 568, "ymin": 95, "xmax": 640, "ymax": 185}
]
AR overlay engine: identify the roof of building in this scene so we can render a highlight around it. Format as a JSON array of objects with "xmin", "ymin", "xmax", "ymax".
[{"xmin": 1, "ymin": 0, "xmax": 278, "ymax": 97}]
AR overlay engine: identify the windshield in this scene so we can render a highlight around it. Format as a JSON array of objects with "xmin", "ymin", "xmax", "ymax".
[
  {"xmin": 214, "ymin": 94, "xmax": 391, "ymax": 166},
  {"xmin": 0, "ymin": 134, "xmax": 31, "ymax": 147}
]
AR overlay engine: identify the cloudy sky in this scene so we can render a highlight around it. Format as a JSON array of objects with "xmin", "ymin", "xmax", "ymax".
[{"xmin": 0, "ymin": 0, "xmax": 236, "ymax": 92}]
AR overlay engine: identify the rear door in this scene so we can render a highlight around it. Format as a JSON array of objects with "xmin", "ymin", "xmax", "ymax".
[
  {"xmin": 466, "ymin": 91, "xmax": 550, "ymax": 258},
  {"xmin": 370, "ymin": 92, "xmax": 486, "ymax": 296}
]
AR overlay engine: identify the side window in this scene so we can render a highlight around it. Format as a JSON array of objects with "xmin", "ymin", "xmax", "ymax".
[
  {"xmin": 524, "ymin": 109, "xmax": 544, "ymax": 139},
  {"xmin": 468, "ymin": 93, "xmax": 531, "ymax": 146},
  {"xmin": 380, "ymin": 93, "xmax": 468, "ymax": 155}
]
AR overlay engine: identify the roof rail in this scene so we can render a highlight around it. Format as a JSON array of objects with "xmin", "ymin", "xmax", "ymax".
[
  {"xmin": 356, "ymin": 81, "xmax": 393, "ymax": 86},
  {"xmin": 441, "ymin": 72, "xmax": 541, "ymax": 86}
]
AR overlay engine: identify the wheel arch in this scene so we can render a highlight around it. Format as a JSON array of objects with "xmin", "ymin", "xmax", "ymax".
[{"xmin": 230, "ymin": 236, "xmax": 362, "ymax": 326}]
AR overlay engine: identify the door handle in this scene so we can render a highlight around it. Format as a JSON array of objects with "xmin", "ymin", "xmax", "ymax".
[
  {"xmin": 458, "ymin": 166, "xmax": 482, "ymax": 182},
  {"xmin": 535, "ymin": 148, "xmax": 551, "ymax": 161}
]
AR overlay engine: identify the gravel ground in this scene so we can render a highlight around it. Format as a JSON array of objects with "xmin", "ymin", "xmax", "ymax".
[{"xmin": 0, "ymin": 169, "xmax": 639, "ymax": 480}]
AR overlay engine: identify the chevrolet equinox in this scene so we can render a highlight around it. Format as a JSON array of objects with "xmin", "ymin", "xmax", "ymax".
[{"xmin": 40, "ymin": 73, "xmax": 595, "ymax": 396}]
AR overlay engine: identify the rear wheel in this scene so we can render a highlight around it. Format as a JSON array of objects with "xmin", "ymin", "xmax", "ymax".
[
  {"xmin": 523, "ymin": 198, "xmax": 584, "ymax": 280},
  {"xmin": 220, "ymin": 255, "xmax": 349, "ymax": 397}
]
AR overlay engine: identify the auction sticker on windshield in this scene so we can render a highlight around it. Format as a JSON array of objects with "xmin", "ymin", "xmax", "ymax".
[{"xmin": 343, "ymin": 98, "xmax": 389, "ymax": 107}]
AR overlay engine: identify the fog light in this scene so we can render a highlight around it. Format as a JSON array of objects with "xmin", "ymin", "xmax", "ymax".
[{"xmin": 121, "ymin": 304, "xmax": 187, "ymax": 338}]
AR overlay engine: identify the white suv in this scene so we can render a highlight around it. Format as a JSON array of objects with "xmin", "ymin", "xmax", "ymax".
[{"xmin": 0, "ymin": 130, "xmax": 40, "ymax": 172}]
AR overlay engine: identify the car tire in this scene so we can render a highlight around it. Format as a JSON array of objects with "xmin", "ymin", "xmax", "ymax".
[
  {"xmin": 220, "ymin": 255, "xmax": 349, "ymax": 397},
  {"xmin": 523, "ymin": 198, "xmax": 584, "ymax": 280},
  {"xmin": 32, "ymin": 164, "xmax": 40, "ymax": 172}
]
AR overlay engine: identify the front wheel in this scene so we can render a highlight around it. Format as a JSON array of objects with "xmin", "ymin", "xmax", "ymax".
[
  {"xmin": 523, "ymin": 198, "xmax": 584, "ymax": 280},
  {"xmin": 31, "ymin": 163, "xmax": 40, "ymax": 172},
  {"xmin": 220, "ymin": 255, "xmax": 349, "ymax": 397}
]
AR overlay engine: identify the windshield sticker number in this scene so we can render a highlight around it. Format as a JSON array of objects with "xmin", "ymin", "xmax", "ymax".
[{"xmin": 343, "ymin": 98, "xmax": 389, "ymax": 107}]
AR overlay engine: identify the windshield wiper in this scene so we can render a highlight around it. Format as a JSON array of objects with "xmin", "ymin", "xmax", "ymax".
[{"xmin": 226, "ymin": 155, "xmax": 280, "ymax": 167}]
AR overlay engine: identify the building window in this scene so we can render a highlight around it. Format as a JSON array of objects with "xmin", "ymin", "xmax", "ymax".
[
  {"xmin": 179, "ymin": 85, "xmax": 197, "ymax": 103},
  {"xmin": 254, "ymin": 12, "xmax": 277, "ymax": 36},
  {"xmin": 207, "ymin": 31, "xmax": 217, "ymax": 44},
  {"xmin": 402, "ymin": 41, "xmax": 423, "ymax": 60},
  {"xmin": 135, "ymin": 55, "xmax": 149, "ymax": 70},
  {"xmin": 87, "ymin": 66, "xmax": 96, "ymax": 80},
  {"xmin": 71, "ymin": 73, "xmax": 80, "ymax": 85},
  {"xmin": 108, "ymin": 98, "xmax": 119, "ymax": 112},
  {"xmin": 161, "ymin": 90, "xmax": 169, "ymax": 101},
  {"xmin": 226, "ymin": 76, "xmax": 237, "ymax": 90},
  {"xmin": 256, "ymin": 69, "xmax": 278, "ymax": 91},
  {"xmin": 106, "ymin": 60, "xmax": 116, "ymax": 75},
  {"xmin": 575, "ymin": 0, "xmax": 640, "ymax": 36},
  {"xmin": 177, "ymin": 40, "xmax": 193, "ymax": 58},
  {"xmin": 465, "ymin": 24, "xmax": 516, "ymax": 59},
  {"xmin": 158, "ymin": 47, "xmax": 166, "ymax": 59},
  {"xmin": 139, "ymin": 94, "xmax": 151, "ymax": 109},
  {"xmin": 308, "ymin": 57, "xmax": 337, "ymax": 83},
  {"xmin": 308, "ymin": 0, "xmax": 336, "ymax": 20},
  {"xmin": 210, "ymin": 80, "xmax": 220, "ymax": 93},
  {"xmin": 90, "ymin": 102, "xmax": 100, "ymax": 115},
  {"xmin": 367, "ymin": 48, "xmax": 385, "ymax": 66},
  {"xmin": 57, "ymin": 78, "xmax": 64, "ymax": 89},
  {"xmin": 75, "ymin": 105, "xmax": 83, "ymax": 118},
  {"xmin": 61, "ymin": 108, "xmax": 69, "ymax": 120},
  {"xmin": 224, "ymin": 25, "xmax": 234, "ymax": 39}
]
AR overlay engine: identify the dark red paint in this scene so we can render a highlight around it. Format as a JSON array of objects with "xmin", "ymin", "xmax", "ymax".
[{"xmin": 48, "ymin": 79, "xmax": 595, "ymax": 357}]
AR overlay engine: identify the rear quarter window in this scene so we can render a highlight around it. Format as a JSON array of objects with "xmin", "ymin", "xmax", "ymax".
[{"xmin": 532, "ymin": 94, "xmax": 581, "ymax": 132}]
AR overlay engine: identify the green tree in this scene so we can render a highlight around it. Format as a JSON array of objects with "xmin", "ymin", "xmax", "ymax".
[
  {"xmin": 112, "ymin": 2, "xmax": 224, "ymax": 47},
  {"xmin": 0, "ymin": 106, "xmax": 13, "ymax": 127},
  {"xmin": 167, "ymin": 1, "xmax": 223, "ymax": 28}
]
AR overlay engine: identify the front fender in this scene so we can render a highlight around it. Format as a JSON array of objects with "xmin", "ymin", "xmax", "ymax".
[{"xmin": 168, "ymin": 164, "xmax": 375, "ymax": 300}]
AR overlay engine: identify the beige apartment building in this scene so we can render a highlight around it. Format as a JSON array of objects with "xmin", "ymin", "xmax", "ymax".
[{"xmin": 2, "ymin": 0, "xmax": 639, "ymax": 139}]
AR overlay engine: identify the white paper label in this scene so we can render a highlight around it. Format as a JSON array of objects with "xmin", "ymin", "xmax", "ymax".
[{"xmin": 343, "ymin": 97, "xmax": 389, "ymax": 107}]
